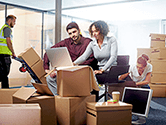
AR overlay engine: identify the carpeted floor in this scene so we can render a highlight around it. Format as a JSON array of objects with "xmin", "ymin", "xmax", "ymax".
[{"xmin": 145, "ymin": 98, "xmax": 166, "ymax": 125}]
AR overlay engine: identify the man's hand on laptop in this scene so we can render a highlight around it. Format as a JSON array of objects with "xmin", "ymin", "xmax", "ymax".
[{"xmin": 45, "ymin": 69, "xmax": 56, "ymax": 78}]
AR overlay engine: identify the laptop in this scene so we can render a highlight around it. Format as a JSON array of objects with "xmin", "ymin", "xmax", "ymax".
[
  {"xmin": 105, "ymin": 65, "xmax": 130, "ymax": 83},
  {"xmin": 32, "ymin": 83, "xmax": 53, "ymax": 96},
  {"xmin": 46, "ymin": 47, "xmax": 73, "ymax": 68}
]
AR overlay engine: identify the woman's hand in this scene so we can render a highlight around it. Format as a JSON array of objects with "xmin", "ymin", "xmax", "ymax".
[{"xmin": 94, "ymin": 69, "xmax": 104, "ymax": 74}]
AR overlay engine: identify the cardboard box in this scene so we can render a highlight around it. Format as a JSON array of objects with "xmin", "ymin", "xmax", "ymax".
[
  {"xmin": 55, "ymin": 95, "xmax": 95, "ymax": 125},
  {"xmin": 56, "ymin": 66, "xmax": 99, "ymax": 97},
  {"xmin": 151, "ymin": 72, "xmax": 166, "ymax": 83},
  {"xmin": 13, "ymin": 87, "xmax": 57, "ymax": 125},
  {"xmin": 18, "ymin": 47, "xmax": 41, "ymax": 67},
  {"xmin": 86, "ymin": 101, "xmax": 132, "ymax": 125},
  {"xmin": 0, "ymin": 88, "xmax": 18, "ymax": 104},
  {"xmin": 151, "ymin": 48, "xmax": 166, "ymax": 59},
  {"xmin": 150, "ymin": 33, "xmax": 166, "ymax": 48},
  {"xmin": 0, "ymin": 103, "xmax": 41, "ymax": 125},
  {"xmin": 137, "ymin": 48, "xmax": 153, "ymax": 61},
  {"xmin": 39, "ymin": 75, "xmax": 47, "ymax": 84},
  {"xmin": 31, "ymin": 59, "xmax": 46, "ymax": 79},
  {"xmin": 150, "ymin": 33, "xmax": 166, "ymax": 41},
  {"xmin": 151, "ymin": 40, "xmax": 165, "ymax": 48},
  {"xmin": 137, "ymin": 48, "xmax": 166, "ymax": 60},
  {"xmin": 150, "ymin": 59, "xmax": 166, "ymax": 72},
  {"xmin": 32, "ymin": 82, "xmax": 53, "ymax": 96},
  {"xmin": 149, "ymin": 83, "xmax": 166, "ymax": 97}
]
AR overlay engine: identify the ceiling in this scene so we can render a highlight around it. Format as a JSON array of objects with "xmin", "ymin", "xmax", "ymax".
[{"xmin": 1, "ymin": 0, "xmax": 166, "ymax": 21}]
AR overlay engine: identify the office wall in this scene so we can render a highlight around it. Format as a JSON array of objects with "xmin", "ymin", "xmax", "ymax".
[{"xmin": 110, "ymin": 20, "xmax": 160, "ymax": 64}]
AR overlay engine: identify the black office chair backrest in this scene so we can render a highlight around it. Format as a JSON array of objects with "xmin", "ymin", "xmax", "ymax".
[
  {"xmin": 117, "ymin": 55, "xmax": 129, "ymax": 66},
  {"xmin": 96, "ymin": 55, "xmax": 130, "ymax": 84},
  {"xmin": 104, "ymin": 55, "xmax": 130, "ymax": 83}
]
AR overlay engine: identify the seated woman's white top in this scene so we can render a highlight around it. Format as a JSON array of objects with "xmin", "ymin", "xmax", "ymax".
[{"xmin": 129, "ymin": 63, "xmax": 152, "ymax": 82}]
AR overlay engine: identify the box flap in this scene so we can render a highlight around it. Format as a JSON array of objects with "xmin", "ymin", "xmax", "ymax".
[
  {"xmin": 89, "ymin": 66, "xmax": 100, "ymax": 91},
  {"xmin": 56, "ymin": 66, "xmax": 87, "ymax": 71},
  {"xmin": 13, "ymin": 87, "xmax": 36, "ymax": 101},
  {"xmin": 0, "ymin": 103, "xmax": 41, "ymax": 109},
  {"xmin": 57, "ymin": 66, "xmax": 99, "ymax": 95}
]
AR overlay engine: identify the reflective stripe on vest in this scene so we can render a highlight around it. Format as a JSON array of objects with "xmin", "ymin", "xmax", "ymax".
[
  {"xmin": 0, "ymin": 43, "xmax": 7, "ymax": 46},
  {"xmin": 0, "ymin": 24, "xmax": 12, "ymax": 55}
]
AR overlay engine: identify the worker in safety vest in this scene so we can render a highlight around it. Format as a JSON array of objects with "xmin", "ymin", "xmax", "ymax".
[{"xmin": 0, "ymin": 15, "xmax": 17, "ymax": 88}]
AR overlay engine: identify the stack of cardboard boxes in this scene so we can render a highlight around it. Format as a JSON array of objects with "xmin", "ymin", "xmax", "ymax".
[
  {"xmin": 16, "ymin": 47, "xmax": 98, "ymax": 125},
  {"xmin": 54, "ymin": 66, "xmax": 99, "ymax": 125},
  {"xmin": 0, "ymin": 47, "xmax": 57, "ymax": 125},
  {"xmin": 0, "ymin": 47, "xmax": 133, "ymax": 125},
  {"xmin": 18, "ymin": 47, "xmax": 47, "ymax": 84},
  {"xmin": 0, "ymin": 88, "xmax": 41, "ymax": 125},
  {"xmin": 137, "ymin": 33, "xmax": 166, "ymax": 97}
]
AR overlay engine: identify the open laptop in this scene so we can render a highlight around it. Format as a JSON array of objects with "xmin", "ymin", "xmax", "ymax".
[
  {"xmin": 32, "ymin": 83, "xmax": 53, "ymax": 96},
  {"xmin": 46, "ymin": 47, "xmax": 73, "ymax": 68}
]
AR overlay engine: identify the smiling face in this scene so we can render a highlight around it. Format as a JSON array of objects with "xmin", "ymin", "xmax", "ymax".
[
  {"xmin": 67, "ymin": 28, "xmax": 80, "ymax": 42},
  {"xmin": 91, "ymin": 25, "xmax": 100, "ymax": 40}
]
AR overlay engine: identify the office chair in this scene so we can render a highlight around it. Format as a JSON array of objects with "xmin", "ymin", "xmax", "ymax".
[{"xmin": 96, "ymin": 55, "xmax": 130, "ymax": 102}]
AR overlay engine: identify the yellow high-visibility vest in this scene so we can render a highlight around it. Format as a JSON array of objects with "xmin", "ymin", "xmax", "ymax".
[{"xmin": 0, "ymin": 24, "xmax": 12, "ymax": 55}]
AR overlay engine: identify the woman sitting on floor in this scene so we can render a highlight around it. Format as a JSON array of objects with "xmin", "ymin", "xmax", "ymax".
[{"xmin": 119, "ymin": 54, "xmax": 152, "ymax": 89}]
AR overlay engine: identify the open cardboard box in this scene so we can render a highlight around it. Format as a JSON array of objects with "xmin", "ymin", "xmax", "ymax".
[
  {"xmin": 12, "ymin": 87, "xmax": 57, "ymax": 125},
  {"xmin": 0, "ymin": 103, "xmax": 41, "ymax": 125},
  {"xmin": 48, "ymin": 66, "xmax": 100, "ymax": 97}
]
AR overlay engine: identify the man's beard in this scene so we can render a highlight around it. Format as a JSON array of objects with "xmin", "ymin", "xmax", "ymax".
[
  {"xmin": 10, "ymin": 23, "xmax": 14, "ymax": 28},
  {"xmin": 72, "ymin": 35, "xmax": 79, "ymax": 41}
]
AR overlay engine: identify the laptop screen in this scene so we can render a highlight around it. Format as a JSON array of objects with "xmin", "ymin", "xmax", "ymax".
[{"xmin": 46, "ymin": 47, "xmax": 73, "ymax": 68}]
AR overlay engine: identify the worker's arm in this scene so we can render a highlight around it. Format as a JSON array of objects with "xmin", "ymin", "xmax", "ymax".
[{"xmin": 6, "ymin": 37, "xmax": 16, "ymax": 57}]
